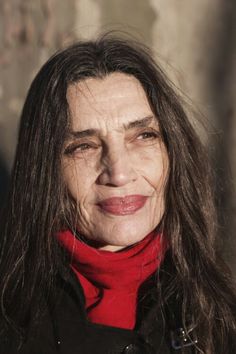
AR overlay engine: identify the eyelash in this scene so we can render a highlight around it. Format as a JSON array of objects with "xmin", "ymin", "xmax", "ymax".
[
  {"xmin": 64, "ymin": 130, "xmax": 160, "ymax": 156},
  {"xmin": 136, "ymin": 131, "xmax": 160, "ymax": 140},
  {"xmin": 64, "ymin": 143, "xmax": 97, "ymax": 155}
]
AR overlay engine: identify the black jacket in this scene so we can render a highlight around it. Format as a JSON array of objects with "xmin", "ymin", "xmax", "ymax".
[{"xmin": 0, "ymin": 262, "xmax": 199, "ymax": 354}]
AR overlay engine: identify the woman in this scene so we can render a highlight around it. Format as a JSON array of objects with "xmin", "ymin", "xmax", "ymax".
[{"xmin": 0, "ymin": 34, "xmax": 236, "ymax": 354}]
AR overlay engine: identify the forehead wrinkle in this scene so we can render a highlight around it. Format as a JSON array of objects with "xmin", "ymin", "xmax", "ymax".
[
  {"xmin": 124, "ymin": 115, "xmax": 156, "ymax": 130},
  {"xmin": 67, "ymin": 115, "xmax": 158, "ymax": 142},
  {"xmin": 66, "ymin": 74, "xmax": 158, "ymax": 137}
]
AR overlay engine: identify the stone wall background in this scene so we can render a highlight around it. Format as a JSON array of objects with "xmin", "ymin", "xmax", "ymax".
[{"xmin": 0, "ymin": 0, "xmax": 235, "ymax": 272}]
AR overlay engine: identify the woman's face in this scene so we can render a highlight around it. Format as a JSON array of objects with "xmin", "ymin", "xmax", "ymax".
[{"xmin": 62, "ymin": 73, "xmax": 169, "ymax": 251}]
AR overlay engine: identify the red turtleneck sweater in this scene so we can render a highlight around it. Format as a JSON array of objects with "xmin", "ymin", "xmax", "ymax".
[{"xmin": 57, "ymin": 230, "xmax": 166, "ymax": 329}]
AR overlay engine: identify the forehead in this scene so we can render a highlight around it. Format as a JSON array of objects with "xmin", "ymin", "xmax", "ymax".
[{"xmin": 66, "ymin": 73, "xmax": 155, "ymax": 131}]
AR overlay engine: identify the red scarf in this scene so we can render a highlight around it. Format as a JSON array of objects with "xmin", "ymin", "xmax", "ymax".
[{"xmin": 57, "ymin": 230, "xmax": 166, "ymax": 329}]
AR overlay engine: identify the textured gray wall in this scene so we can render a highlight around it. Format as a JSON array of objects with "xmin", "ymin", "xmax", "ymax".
[{"xmin": 0, "ymin": 0, "xmax": 235, "ymax": 271}]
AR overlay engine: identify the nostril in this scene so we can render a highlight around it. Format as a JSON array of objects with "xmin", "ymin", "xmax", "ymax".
[
  {"xmin": 97, "ymin": 153, "xmax": 138, "ymax": 187},
  {"xmin": 104, "ymin": 182, "xmax": 119, "ymax": 187}
]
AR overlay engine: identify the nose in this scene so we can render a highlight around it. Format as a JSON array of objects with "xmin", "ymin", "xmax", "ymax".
[{"xmin": 97, "ymin": 147, "xmax": 138, "ymax": 187}]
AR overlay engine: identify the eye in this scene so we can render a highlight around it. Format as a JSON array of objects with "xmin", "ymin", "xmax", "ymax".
[
  {"xmin": 137, "ymin": 130, "xmax": 160, "ymax": 140},
  {"xmin": 64, "ymin": 142, "xmax": 97, "ymax": 156},
  {"xmin": 76, "ymin": 143, "xmax": 92, "ymax": 151}
]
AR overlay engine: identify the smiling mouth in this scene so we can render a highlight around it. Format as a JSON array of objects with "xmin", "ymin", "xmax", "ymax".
[{"xmin": 97, "ymin": 195, "xmax": 148, "ymax": 216}]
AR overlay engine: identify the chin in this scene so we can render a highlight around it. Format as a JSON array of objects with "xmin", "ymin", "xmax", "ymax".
[{"xmin": 98, "ymin": 221, "xmax": 155, "ymax": 248}]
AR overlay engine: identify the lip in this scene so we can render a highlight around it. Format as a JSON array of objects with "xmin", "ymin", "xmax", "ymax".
[{"xmin": 97, "ymin": 195, "xmax": 148, "ymax": 215}]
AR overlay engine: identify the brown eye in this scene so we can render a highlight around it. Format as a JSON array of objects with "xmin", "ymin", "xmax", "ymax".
[
  {"xmin": 76, "ymin": 143, "xmax": 92, "ymax": 151},
  {"xmin": 64, "ymin": 143, "xmax": 95, "ymax": 155},
  {"xmin": 137, "ymin": 131, "xmax": 160, "ymax": 140}
]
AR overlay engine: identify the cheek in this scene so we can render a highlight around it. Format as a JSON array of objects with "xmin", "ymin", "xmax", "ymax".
[
  {"xmin": 62, "ymin": 159, "xmax": 96, "ymax": 201},
  {"xmin": 134, "ymin": 149, "xmax": 168, "ymax": 191}
]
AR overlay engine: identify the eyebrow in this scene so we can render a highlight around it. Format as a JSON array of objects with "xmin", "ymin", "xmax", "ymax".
[{"xmin": 68, "ymin": 115, "xmax": 155, "ymax": 139}]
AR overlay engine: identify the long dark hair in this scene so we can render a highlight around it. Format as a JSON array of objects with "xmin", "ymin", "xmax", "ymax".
[{"xmin": 0, "ymin": 33, "xmax": 235, "ymax": 353}]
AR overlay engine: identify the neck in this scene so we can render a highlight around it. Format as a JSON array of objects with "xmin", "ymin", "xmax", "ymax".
[{"xmin": 74, "ymin": 231, "xmax": 152, "ymax": 252}]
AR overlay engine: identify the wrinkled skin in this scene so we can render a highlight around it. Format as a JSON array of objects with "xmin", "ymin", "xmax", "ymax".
[{"xmin": 62, "ymin": 73, "xmax": 169, "ymax": 251}]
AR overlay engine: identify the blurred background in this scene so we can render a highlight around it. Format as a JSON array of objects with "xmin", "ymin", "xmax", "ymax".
[{"xmin": 0, "ymin": 0, "xmax": 235, "ymax": 273}]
